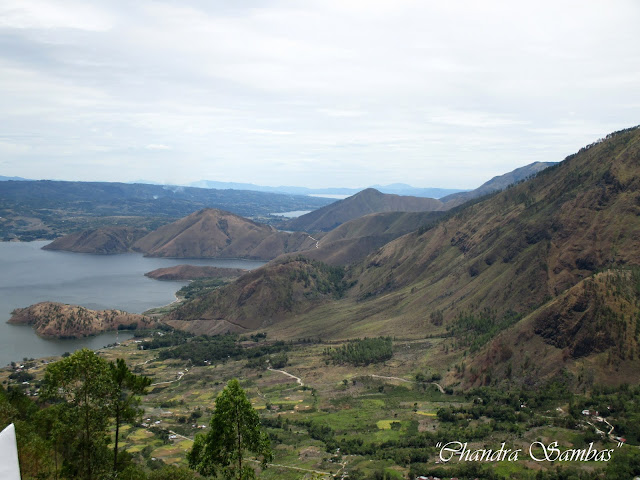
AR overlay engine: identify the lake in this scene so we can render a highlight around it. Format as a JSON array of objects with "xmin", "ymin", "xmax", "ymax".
[
  {"xmin": 271, "ymin": 210, "xmax": 312, "ymax": 218},
  {"xmin": 0, "ymin": 241, "xmax": 265, "ymax": 366}
]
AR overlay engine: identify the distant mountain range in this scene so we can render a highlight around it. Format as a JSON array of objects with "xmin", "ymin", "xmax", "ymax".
[
  {"xmin": 0, "ymin": 175, "xmax": 28, "ymax": 181},
  {"xmin": 42, "ymin": 161, "xmax": 558, "ymax": 264},
  {"xmin": 189, "ymin": 180, "xmax": 465, "ymax": 199},
  {"xmin": 0, "ymin": 180, "xmax": 334, "ymax": 241},
  {"xmin": 284, "ymin": 161, "xmax": 557, "ymax": 233},
  {"xmin": 283, "ymin": 188, "xmax": 444, "ymax": 232},
  {"xmin": 188, "ymin": 163, "xmax": 555, "ymax": 199}
]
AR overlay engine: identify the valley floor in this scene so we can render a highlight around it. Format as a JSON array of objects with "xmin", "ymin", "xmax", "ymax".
[{"xmin": 3, "ymin": 332, "xmax": 637, "ymax": 480}]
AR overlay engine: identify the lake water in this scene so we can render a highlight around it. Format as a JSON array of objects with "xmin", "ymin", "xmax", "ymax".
[
  {"xmin": 0, "ymin": 241, "xmax": 265, "ymax": 366},
  {"xmin": 271, "ymin": 210, "xmax": 312, "ymax": 218}
]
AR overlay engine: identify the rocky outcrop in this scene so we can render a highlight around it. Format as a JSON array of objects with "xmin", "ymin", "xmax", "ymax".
[{"xmin": 9, "ymin": 302, "xmax": 156, "ymax": 338}]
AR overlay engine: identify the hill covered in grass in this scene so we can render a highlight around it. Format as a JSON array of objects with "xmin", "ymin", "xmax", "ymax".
[{"xmin": 132, "ymin": 208, "xmax": 315, "ymax": 260}]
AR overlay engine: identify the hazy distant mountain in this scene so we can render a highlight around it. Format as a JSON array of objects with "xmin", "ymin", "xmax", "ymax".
[
  {"xmin": 0, "ymin": 175, "xmax": 29, "ymax": 181},
  {"xmin": 283, "ymin": 188, "xmax": 444, "ymax": 233},
  {"xmin": 190, "ymin": 180, "xmax": 465, "ymax": 199},
  {"xmin": 369, "ymin": 183, "xmax": 465, "ymax": 198}
]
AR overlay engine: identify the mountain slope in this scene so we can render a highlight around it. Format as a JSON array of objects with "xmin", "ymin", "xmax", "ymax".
[
  {"xmin": 164, "ymin": 126, "xmax": 640, "ymax": 389},
  {"xmin": 349, "ymin": 127, "xmax": 640, "ymax": 321},
  {"xmin": 283, "ymin": 210, "xmax": 444, "ymax": 265},
  {"xmin": 43, "ymin": 226, "xmax": 148, "ymax": 254},
  {"xmin": 440, "ymin": 161, "xmax": 556, "ymax": 208},
  {"xmin": 283, "ymin": 188, "xmax": 444, "ymax": 233},
  {"xmin": 132, "ymin": 208, "xmax": 315, "ymax": 260},
  {"xmin": 463, "ymin": 269, "xmax": 640, "ymax": 388},
  {"xmin": 164, "ymin": 257, "xmax": 348, "ymax": 334}
]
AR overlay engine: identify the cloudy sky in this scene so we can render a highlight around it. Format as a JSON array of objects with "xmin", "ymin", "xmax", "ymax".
[{"xmin": 1, "ymin": 1, "xmax": 639, "ymax": 189}]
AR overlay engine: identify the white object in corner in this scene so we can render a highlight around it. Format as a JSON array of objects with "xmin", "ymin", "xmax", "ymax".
[{"xmin": 0, "ymin": 423, "xmax": 21, "ymax": 480}]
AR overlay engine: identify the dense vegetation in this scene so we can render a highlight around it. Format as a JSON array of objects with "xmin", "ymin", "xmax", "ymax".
[
  {"xmin": 447, "ymin": 309, "xmax": 522, "ymax": 353},
  {"xmin": 289, "ymin": 257, "xmax": 350, "ymax": 299},
  {"xmin": 324, "ymin": 337, "xmax": 393, "ymax": 365},
  {"xmin": 147, "ymin": 332, "xmax": 291, "ymax": 367},
  {"xmin": 0, "ymin": 349, "xmax": 164, "ymax": 480},
  {"xmin": 177, "ymin": 278, "xmax": 228, "ymax": 300}
]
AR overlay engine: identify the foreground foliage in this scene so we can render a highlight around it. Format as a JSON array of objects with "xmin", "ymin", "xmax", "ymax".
[{"xmin": 188, "ymin": 379, "xmax": 273, "ymax": 479}]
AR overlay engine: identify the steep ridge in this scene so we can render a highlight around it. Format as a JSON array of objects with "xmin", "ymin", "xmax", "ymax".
[
  {"xmin": 132, "ymin": 208, "xmax": 315, "ymax": 260},
  {"xmin": 440, "ymin": 161, "xmax": 556, "ymax": 208},
  {"xmin": 43, "ymin": 226, "xmax": 148, "ymax": 254},
  {"xmin": 464, "ymin": 269, "xmax": 640, "ymax": 388},
  {"xmin": 349, "ymin": 127, "xmax": 640, "ymax": 316},
  {"xmin": 284, "ymin": 162, "xmax": 556, "ymax": 234},
  {"xmin": 283, "ymin": 188, "xmax": 444, "ymax": 233}
]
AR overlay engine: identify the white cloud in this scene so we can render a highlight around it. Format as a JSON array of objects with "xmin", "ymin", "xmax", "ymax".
[
  {"xmin": 0, "ymin": 1, "xmax": 113, "ymax": 31},
  {"xmin": 145, "ymin": 144, "xmax": 171, "ymax": 150},
  {"xmin": 0, "ymin": 0, "xmax": 639, "ymax": 188}
]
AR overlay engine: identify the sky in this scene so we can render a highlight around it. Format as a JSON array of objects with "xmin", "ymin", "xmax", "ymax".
[{"xmin": 0, "ymin": 1, "xmax": 639, "ymax": 189}]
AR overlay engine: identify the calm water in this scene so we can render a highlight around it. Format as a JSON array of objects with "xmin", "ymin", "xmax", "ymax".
[
  {"xmin": 271, "ymin": 210, "xmax": 312, "ymax": 218},
  {"xmin": 0, "ymin": 241, "xmax": 265, "ymax": 366}
]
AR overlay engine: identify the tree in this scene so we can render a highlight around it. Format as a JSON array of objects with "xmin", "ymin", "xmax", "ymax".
[
  {"xmin": 109, "ymin": 358, "xmax": 152, "ymax": 475},
  {"xmin": 188, "ymin": 379, "xmax": 273, "ymax": 479},
  {"xmin": 42, "ymin": 348, "xmax": 113, "ymax": 480},
  {"xmin": 606, "ymin": 446, "xmax": 640, "ymax": 478}
]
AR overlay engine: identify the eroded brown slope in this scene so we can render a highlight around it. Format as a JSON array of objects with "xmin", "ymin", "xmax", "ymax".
[
  {"xmin": 349, "ymin": 127, "xmax": 640, "ymax": 322},
  {"xmin": 132, "ymin": 208, "xmax": 315, "ymax": 259},
  {"xmin": 43, "ymin": 226, "xmax": 148, "ymax": 254},
  {"xmin": 282, "ymin": 210, "xmax": 444, "ymax": 265},
  {"xmin": 462, "ymin": 269, "xmax": 640, "ymax": 388}
]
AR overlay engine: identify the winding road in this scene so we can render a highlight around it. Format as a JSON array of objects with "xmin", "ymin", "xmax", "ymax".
[{"xmin": 268, "ymin": 367, "xmax": 304, "ymax": 386}]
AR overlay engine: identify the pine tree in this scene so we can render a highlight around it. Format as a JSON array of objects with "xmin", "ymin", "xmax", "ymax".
[
  {"xmin": 188, "ymin": 378, "xmax": 273, "ymax": 479},
  {"xmin": 109, "ymin": 358, "xmax": 152, "ymax": 474}
]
